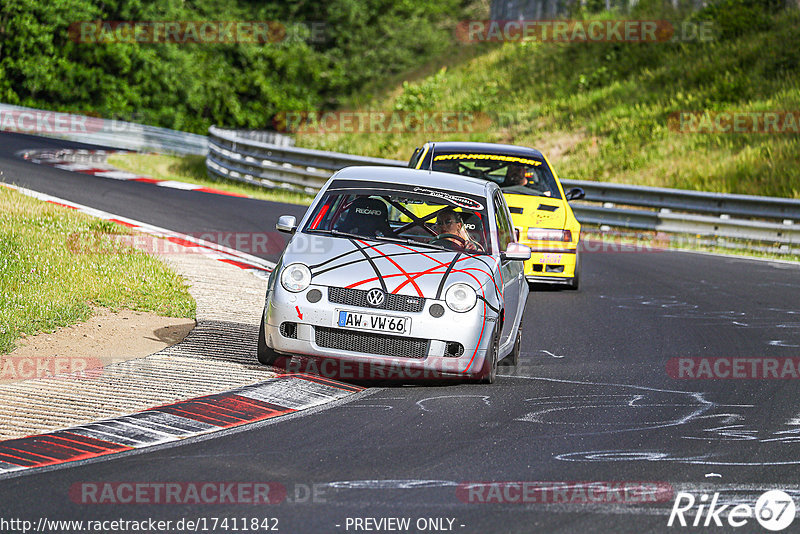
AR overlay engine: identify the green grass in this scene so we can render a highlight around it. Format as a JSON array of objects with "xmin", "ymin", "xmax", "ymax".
[
  {"xmin": 0, "ymin": 187, "xmax": 196, "ymax": 354},
  {"xmin": 107, "ymin": 153, "xmax": 315, "ymax": 206},
  {"xmin": 295, "ymin": 4, "xmax": 800, "ymax": 199}
]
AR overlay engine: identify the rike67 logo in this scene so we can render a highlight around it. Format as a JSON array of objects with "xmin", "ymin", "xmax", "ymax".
[{"xmin": 668, "ymin": 490, "xmax": 796, "ymax": 531}]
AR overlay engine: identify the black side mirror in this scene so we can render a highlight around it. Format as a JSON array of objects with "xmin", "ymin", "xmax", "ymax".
[{"xmin": 565, "ymin": 187, "xmax": 585, "ymax": 201}]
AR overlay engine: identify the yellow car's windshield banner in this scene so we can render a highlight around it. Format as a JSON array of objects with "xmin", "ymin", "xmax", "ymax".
[{"xmin": 434, "ymin": 153, "xmax": 542, "ymax": 166}]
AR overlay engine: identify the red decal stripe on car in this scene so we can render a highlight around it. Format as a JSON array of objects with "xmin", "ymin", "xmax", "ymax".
[{"xmin": 357, "ymin": 241, "xmax": 424, "ymax": 297}]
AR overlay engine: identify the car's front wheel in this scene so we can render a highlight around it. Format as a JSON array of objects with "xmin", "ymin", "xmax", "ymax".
[
  {"xmin": 257, "ymin": 310, "xmax": 282, "ymax": 366},
  {"xmin": 500, "ymin": 327, "xmax": 521, "ymax": 367},
  {"xmin": 478, "ymin": 324, "xmax": 500, "ymax": 384}
]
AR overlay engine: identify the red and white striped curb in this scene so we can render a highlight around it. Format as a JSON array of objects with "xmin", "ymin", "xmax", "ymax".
[
  {"xmin": 20, "ymin": 148, "xmax": 250, "ymax": 198},
  {"xmin": 1, "ymin": 182, "xmax": 275, "ymax": 278},
  {"xmin": 0, "ymin": 374, "xmax": 363, "ymax": 476}
]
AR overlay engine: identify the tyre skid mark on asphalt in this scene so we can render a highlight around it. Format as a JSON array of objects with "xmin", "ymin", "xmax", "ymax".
[
  {"xmin": 499, "ymin": 375, "xmax": 800, "ymax": 466},
  {"xmin": 0, "ymin": 374, "xmax": 362, "ymax": 476},
  {"xmin": 416, "ymin": 395, "xmax": 491, "ymax": 412}
]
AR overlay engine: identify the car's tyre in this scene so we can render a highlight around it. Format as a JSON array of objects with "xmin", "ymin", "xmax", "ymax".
[
  {"xmin": 500, "ymin": 327, "xmax": 521, "ymax": 367},
  {"xmin": 566, "ymin": 250, "xmax": 581, "ymax": 291},
  {"xmin": 479, "ymin": 325, "xmax": 500, "ymax": 384},
  {"xmin": 257, "ymin": 310, "xmax": 282, "ymax": 366}
]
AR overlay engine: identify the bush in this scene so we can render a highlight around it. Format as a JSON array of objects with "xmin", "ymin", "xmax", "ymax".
[{"xmin": 0, "ymin": 0, "xmax": 469, "ymax": 133}]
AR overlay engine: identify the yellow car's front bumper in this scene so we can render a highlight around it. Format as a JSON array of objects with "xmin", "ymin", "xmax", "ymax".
[{"xmin": 521, "ymin": 242, "xmax": 578, "ymax": 284}]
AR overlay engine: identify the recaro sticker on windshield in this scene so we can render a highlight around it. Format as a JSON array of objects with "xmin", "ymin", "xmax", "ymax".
[
  {"xmin": 434, "ymin": 153, "xmax": 543, "ymax": 166},
  {"xmin": 412, "ymin": 187, "xmax": 485, "ymax": 210}
]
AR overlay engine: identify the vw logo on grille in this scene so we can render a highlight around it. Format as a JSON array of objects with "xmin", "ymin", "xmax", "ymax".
[{"xmin": 366, "ymin": 288, "xmax": 385, "ymax": 307}]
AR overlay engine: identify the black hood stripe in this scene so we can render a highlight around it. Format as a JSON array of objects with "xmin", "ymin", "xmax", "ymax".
[
  {"xmin": 309, "ymin": 247, "xmax": 362, "ymax": 270},
  {"xmin": 478, "ymin": 295, "xmax": 500, "ymax": 314},
  {"xmin": 435, "ymin": 253, "xmax": 461, "ymax": 300},
  {"xmin": 314, "ymin": 250, "xmax": 435, "ymax": 278},
  {"xmin": 350, "ymin": 239, "xmax": 387, "ymax": 293}
]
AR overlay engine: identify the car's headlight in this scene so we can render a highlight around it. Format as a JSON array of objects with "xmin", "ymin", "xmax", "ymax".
[
  {"xmin": 445, "ymin": 283, "xmax": 477, "ymax": 313},
  {"xmin": 280, "ymin": 263, "xmax": 311, "ymax": 292},
  {"xmin": 527, "ymin": 228, "xmax": 572, "ymax": 241}
]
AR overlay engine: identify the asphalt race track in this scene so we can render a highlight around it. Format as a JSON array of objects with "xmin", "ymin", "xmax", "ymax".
[
  {"xmin": 0, "ymin": 132, "xmax": 306, "ymax": 263},
  {"xmin": 2, "ymin": 131, "xmax": 800, "ymax": 533}
]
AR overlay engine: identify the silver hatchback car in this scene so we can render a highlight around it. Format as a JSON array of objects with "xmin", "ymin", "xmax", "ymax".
[{"xmin": 258, "ymin": 166, "xmax": 530, "ymax": 383}]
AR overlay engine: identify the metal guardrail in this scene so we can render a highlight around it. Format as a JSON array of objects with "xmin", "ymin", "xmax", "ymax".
[
  {"xmin": 561, "ymin": 179, "xmax": 800, "ymax": 221},
  {"xmin": 207, "ymin": 125, "xmax": 403, "ymax": 193},
  {"xmin": 206, "ymin": 126, "xmax": 800, "ymax": 251},
  {"xmin": 0, "ymin": 103, "xmax": 207, "ymax": 155}
]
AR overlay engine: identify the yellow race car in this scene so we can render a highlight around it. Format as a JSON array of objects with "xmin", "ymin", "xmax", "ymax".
[{"xmin": 409, "ymin": 142, "xmax": 584, "ymax": 289}]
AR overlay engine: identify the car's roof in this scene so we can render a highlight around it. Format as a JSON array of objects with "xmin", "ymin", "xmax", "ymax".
[
  {"xmin": 422, "ymin": 141, "xmax": 544, "ymax": 160},
  {"xmin": 331, "ymin": 165, "xmax": 493, "ymax": 197}
]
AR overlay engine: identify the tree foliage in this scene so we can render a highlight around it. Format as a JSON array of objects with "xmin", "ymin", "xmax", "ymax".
[{"xmin": 0, "ymin": 0, "xmax": 466, "ymax": 132}]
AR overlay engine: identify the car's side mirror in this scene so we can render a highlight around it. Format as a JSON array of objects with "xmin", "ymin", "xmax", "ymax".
[
  {"xmin": 276, "ymin": 215, "xmax": 297, "ymax": 234},
  {"xmin": 501, "ymin": 242, "xmax": 531, "ymax": 262},
  {"xmin": 565, "ymin": 187, "xmax": 585, "ymax": 201}
]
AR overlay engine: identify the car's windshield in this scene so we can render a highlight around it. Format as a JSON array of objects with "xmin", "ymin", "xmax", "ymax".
[
  {"xmin": 429, "ymin": 152, "xmax": 562, "ymax": 199},
  {"xmin": 303, "ymin": 179, "xmax": 491, "ymax": 254}
]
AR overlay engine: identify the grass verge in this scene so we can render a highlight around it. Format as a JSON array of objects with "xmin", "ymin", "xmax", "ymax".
[
  {"xmin": 107, "ymin": 153, "xmax": 315, "ymax": 206},
  {"xmin": 295, "ymin": 4, "xmax": 800, "ymax": 199},
  {"xmin": 0, "ymin": 186, "xmax": 196, "ymax": 354}
]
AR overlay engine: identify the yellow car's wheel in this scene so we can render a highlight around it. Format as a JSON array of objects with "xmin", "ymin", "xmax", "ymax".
[{"xmin": 566, "ymin": 251, "xmax": 581, "ymax": 291}]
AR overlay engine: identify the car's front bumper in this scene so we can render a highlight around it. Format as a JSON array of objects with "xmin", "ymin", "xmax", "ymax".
[
  {"xmin": 520, "ymin": 242, "xmax": 578, "ymax": 283},
  {"xmin": 263, "ymin": 284, "xmax": 496, "ymax": 380}
]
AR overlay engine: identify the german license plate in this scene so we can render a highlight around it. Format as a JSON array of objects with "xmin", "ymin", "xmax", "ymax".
[{"xmin": 336, "ymin": 310, "xmax": 410, "ymax": 335}]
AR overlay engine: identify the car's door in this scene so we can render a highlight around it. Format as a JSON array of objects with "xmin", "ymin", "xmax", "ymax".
[{"xmin": 493, "ymin": 191, "xmax": 523, "ymax": 347}]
